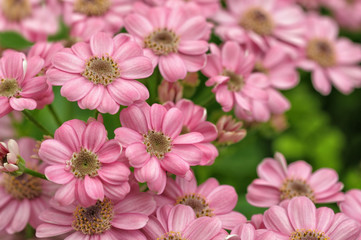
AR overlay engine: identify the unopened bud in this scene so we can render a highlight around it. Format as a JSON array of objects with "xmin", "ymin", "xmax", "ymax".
[
  {"xmin": 216, "ymin": 116, "xmax": 247, "ymax": 145},
  {"xmin": 158, "ymin": 80, "xmax": 183, "ymax": 104},
  {"xmin": 0, "ymin": 139, "xmax": 25, "ymax": 176}
]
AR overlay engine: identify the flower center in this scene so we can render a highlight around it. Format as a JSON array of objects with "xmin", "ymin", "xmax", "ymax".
[
  {"xmin": 144, "ymin": 29, "xmax": 180, "ymax": 55},
  {"xmin": 224, "ymin": 70, "xmax": 244, "ymax": 92},
  {"xmin": 72, "ymin": 198, "xmax": 114, "ymax": 235},
  {"xmin": 0, "ymin": 78, "xmax": 21, "ymax": 98},
  {"xmin": 73, "ymin": 0, "xmax": 110, "ymax": 16},
  {"xmin": 290, "ymin": 230, "xmax": 329, "ymax": 240},
  {"xmin": 176, "ymin": 193, "xmax": 214, "ymax": 218},
  {"xmin": 1, "ymin": 0, "xmax": 31, "ymax": 22},
  {"xmin": 306, "ymin": 38, "xmax": 336, "ymax": 67},
  {"xmin": 280, "ymin": 179, "xmax": 315, "ymax": 202},
  {"xmin": 143, "ymin": 130, "xmax": 172, "ymax": 159},
  {"xmin": 70, "ymin": 148, "xmax": 100, "ymax": 178},
  {"xmin": 181, "ymin": 126, "xmax": 190, "ymax": 135},
  {"xmin": 253, "ymin": 62, "xmax": 269, "ymax": 74},
  {"xmin": 239, "ymin": 7, "xmax": 274, "ymax": 36},
  {"xmin": 158, "ymin": 232, "xmax": 188, "ymax": 240},
  {"xmin": 83, "ymin": 56, "xmax": 120, "ymax": 86}
]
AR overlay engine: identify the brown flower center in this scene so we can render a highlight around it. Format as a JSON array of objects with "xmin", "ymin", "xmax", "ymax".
[
  {"xmin": 0, "ymin": 78, "xmax": 21, "ymax": 98},
  {"xmin": 253, "ymin": 62, "xmax": 269, "ymax": 74},
  {"xmin": 290, "ymin": 230, "xmax": 329, "ymax": 240},
  {"xmin": 306, "ymin": 38, "xmax": 336, "ymax": 67},
  {"xmin": 158, "ymin": 232, "xmax": 188, "ymax": 240},
  {"xmin": 280, "ymin": 179, "xmax": 315, "ymax": 202},
  {"xmin": 70, "ymin": 148, "xmax": 100, "ymax": 178},
  {"xmin": 176, "ymin": 193, "xmax": 214, "ymax": 218},
  {"xmin": 224, "ymin": 70, "xmax": 244, "ymax": 92},
  {"xmin": 239, "ymin": 7, "xmax": 274, "ymax": 36},
  {"xmin": 144, "ymin": 29, "xmax": 180, "ymax": 55},
  {"xmin": 83, "ymin": 56, "xmax": 120, "ymax": 86},
  {"xmin": 143, "ymin": 130, "xmax": 172, "ymax": 159},
  {"xmin": 73, "ymin": 0, "xmax": 110, "ymax": 16},
  {"xmin": 1, "ymin": 0, "xmax": 31, "ymax": 22},
  {"xmin": 72, "ymin": 198, "xmax": 114, "ymax": 235}
]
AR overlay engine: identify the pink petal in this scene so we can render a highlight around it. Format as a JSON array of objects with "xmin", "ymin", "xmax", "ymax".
[
  {"xmin": 197, "ymin": 178, "xmax": 219, "ymax": 197},
  {"xmin": 202, "ymin": 54, "xmax": 222, "ymax": 77},
  {"xmin": 39, "ymin": 139, "xmax": 72, "ymax": 164},
  {"xmin": 126, "ymin": 143, "xmax": 150, "ymax": 168},
  {"xmin": 159, "ymin": 54, "xmax": 187, "ymax": 82},
  {"xmin": 183, "ymin": 217, "xmax": 222, "ymax": 240},
  {"xmin": 161, "ymin": 152, "xmax": 189, "ymax": 176},
  {"xmin": 173, "ymin": 132, "xmax": 204, "ymax": 145},
  {"xmin": 217, "ymin": 212, "xmax": 247, "ymax": 230},
  {"xmin": 287, "ymin": 197, "xmax": 316, "ymax": 230},
  {"xmin": 84, "ymin": 176, "xmax": 104, "ymax": 201},
  {"xmin": 142, "ymin": 216, "xmax": 166, "ymax": 239},
  {"xmin": 222, "ymin": 41, "xmax": 241, "ymax": 72},
  {"xmin": 45, "ymin": 165, "xmax": 73, "ymax": 184},
  {"xmin": 46, "ymin": 68, "xmax": 79, "ymax": 85},
  {"xmin": 208, "ymin": 185, "xmax": 238, "ymax": 214},
  {"xmin": 75, "ymin": 179, "xmax": 96, "ymax": 207},
  {"xmin": 7, "ymin": 200, "xmax": 30, "ymax": 234},
  {"xmin": 257, "ymin": 158, "xmax": 286, "ymax": 187},
  {"xmin": 90, "ymin": 32, "xmax": 114, "ymax": 56},
  {"xmin": 119, "ymin": 56, "xmax": 153, "ymax": 79},
  {"xmin": 115, "ymin": 192, "xmax": 156, "ymax": 215},
  {"xmin": 150, "ymin": 104, "xmax": 167, "ymax": 132},
  {"xmin": 178, "ymin": 41, "xmax": 209, "ymax": 55},
  {"xmin": 97, "ymin": 139, "xmax": 122, "ymax": 163},
  {"xmin": 171, "ymin": 145, "xmax": 203, "ymax": 166},
  {"xmin": 264, "ymin": 206, "xmax": 293, "ymax": 235},
  {"xmin": 287, "ymin": 161, "xmax": 312, "ymax": 180},
  {"xmin": 215, "ymin": 84, "xmax": 234, "ymax": 112},
  {"xmin": 312, "ymin": 67, "xmax": 331, "ymax": 95},
  {"xmin": 98, "ymin": 162, "xmax": 130, "ymax": 184},
  {"xmin": 124, "ymin": 14, "xmax": 153, "ymax": 38},
  {"xmin": 114, "ymin": 127, "xmax": 143, "ymax": 147},
  {"xmin": 78, "ymin": 84, "xmax": 104, "ymax": 110},
  {"xmin": 178, "ymin": 53, "xmax": 207, "ymax": 72},
  {"xmin": 36, "ymin": 224, "xmax": 73, "ymax": 238},
  {"xmin": 112, "ymin": 213, "xmax": 148, "ymax": 230},
  {"xmin": 168, "ymin": 205, "xmax": 196, "ymax": 232},
  {"xmin": 177, "ymin": 16, "xmax": 209, "ymax": 40},
  {"xmin": 246, "ymin": 180, "xmax": 280, "ymax": 207},
  {"xmin": 52, "ymin": 52, "xmax": 84, "ymax": 73},
  {"xmin": 113, "ymin": 41, "xmax": 143, "ymax": 62},
  {"xmin": 60, "ymin": 77, "xmax": 93, "ymax": 102},
  {"xmin": 175, "ymin": 175, "xmax": 197, "ymax": 195},
  {"xmin": 134, "ymin": 157, "xmax": 160, "ymax": 182},
  {"xmin": 54, "ymin": 179, "xmax": 76, "ymax": 206},
  {"xmin": 0, "ymin": 52, "xmax": 24, "ymax": 80},
  {"xmin": 309, "ymin": 168, "xmax": 339, "ymax": 193},
  {"xmin": 315, "ymin": 207, "xmax": 334, "ymax": 233},
  {"xmin": 9, "ymin": 97, "xmax": 36, "ymax": 111},
  {"xmin": 71, "ymin": 42, "xmax": 92, "ymax": 60},
  {"xmin": 54, "ymin": 122, "xmax": 81, "ymax": 152},
  {"xmin": 162, "ymin": 108, "xmax": 183, "ymax": 139},
  {"xmin": 119, "ymin": 105, "xmax": 148, "ymax": 134},
  {"xmin": 82, "ymin": 121, "xmax": 107, "ymax": 152}
]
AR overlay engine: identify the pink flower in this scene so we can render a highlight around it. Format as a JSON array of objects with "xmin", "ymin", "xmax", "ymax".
[
  {"xmin": 164, "ymin": 99, "xmax": 218, "ymax": 165},
  {"xmin": 201, "ymin": 41, "xmax": 270, "ymax": 122},
  {"xmin": 47, "ymin": 32, "xmax": 153, "ymax": 114},
  {"xmin": 0, "ymin": 51, "xmax": 51, "ymax": 117},
  {"xmin": 226, "ymin": 223, "xmax": 276, "ymax": 240},
  {"xmin": 36, "ymin": 192, "xmax": 156, "ymax": 239},
  {"xmin": 38, "ymin": 118, "xmax": 131, "ymax": 207},
  {"xmin": 155, "ymin": 176, "xmax": 246, "ymax": 229},
  {"xmin": 298, "ymin": 14, "xmax": 361, "ymax": 95},
  {"xmin": 142, "ymin": 204, "xmax": 222, "ymax": 240},
  {"xmin": 0, "ymin": 139, "xmax": 21, "ymax": 173},
  {"xmin": 158, "ymin": 80, "xmax": 183, "ymax": 104},
  {"xmin": 326, "ymin": 0, "xmax": 361, "ymax": 30},
  {"xmin": 114, "ymin": 103, "xmax": 204, "ymax": 194},
  {"xmin": 0, "ymin": 138, "xmax": 57, "ymax": 234},
  {"xmin": 339, "ymin": 189, "xmax": 361, "ymax": 225},
  {"xmin": 263, "ymin": 196, "xmax": 361, "ymax": 240},
  {"xmin": 246, "ymin": 152, "xmax": 344, "ymax": 207},
  {"xmin": 216, "ymin": 115, "xmax": 247, "ymax": 145},
  {"xmin": 124, "ymin": 6, "xmax": 210, "ymax": 82}
]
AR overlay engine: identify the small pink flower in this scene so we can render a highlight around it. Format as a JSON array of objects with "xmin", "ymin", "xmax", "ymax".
[
  {"xmin": 38, "ymin": 118, "xmax": 131, "ymax": 207},
  {"xmin": 263, "ymin": 196, "xmax": 361, "ymax": 240},
  {"xmin": 47, "ymin": 32, "xmax": 153, "ymax": 114},
  {"xmin": 142, "ymin": 204, "xmax": 222, "ymax": 240},
  {"xmin": 164, "ymin": 99, "xmax": 218, "ymax": 165},
  {"xmin": 216, "ymin": 115, "xmax": 247, "ymax": 145},
  {"xmin": 298, "ymin": 14, "xmax": 361, "ymax": 95},
  {"xmin": 124, "ymin": 6, "xmax": 210, "ymax": 82},
  {"xmin": 36, "ymin": 192, "xmax": 156, "ymax": 239},
  {"xmin": 115, "ymin": 103, "xmax": 205, "ymax": 194},
  {"xmin": 246, "ymin": 152, "xmax": 344, "ymax": 207},
  {"xmin": 339, "ymin": 189, "xmax": 361, "ymax": 225},
  {"xmin": 0, "ymin": 139, "xmax": 20, "ymax": 173},
  {"xmin": 155, "ymin": 176, "xmax": 246, "ymax": 229}
]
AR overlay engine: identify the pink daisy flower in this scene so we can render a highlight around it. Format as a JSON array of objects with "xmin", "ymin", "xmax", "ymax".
[
  {"xmin": 246, "ymin": 152, "xmax": 344, "ymax": 207},
  {"xmin": 36, "ymin": 192, "xmax": 156, "ymax": 239},
  {"xmin": 114, "ymin": 103, "xmax": 204, "ymax": 194},
  {"xmin": 339, "ymin": 189, "xmax": 361, "ymax": 226},
  {"xmin": 38, "ymin": 118, "xmax": 131, "ymax": 207},
  {"xmin": 226, "ymin": 223, "xmax": 276, "ymax": 240},
  {"xmin": 155, "ymin": 176, "xmax": 246, "ymax": 229},
  {"xmin": 0, "ymin": 51, "xmax": 51, "ymax": 118},
  {"xmin": 164, "ymin": 99, "xmax": 218, "ymax": 165},
  {"xmin": 263, "ymin": 196, "xmax": 361, "ymax": 240},
  {"xmin": 201, "ymin": 41, "xmax": 270, "ymax": 122},
  {"xmin": 47, "ymin": 32, "xmax": 153, "ymax": 114},
  {"xmin": 124, "ymin": 6, "xmax": 210, "ymax": 82},
  {"xmin": 142, "ymin": 204, "xmax": 222, "ymax": 240},
  {"xmin": 0, "ymin": 138, "xmax": 57, "ymax": 234},
  {"xmin": 298, "ymin": 14, "xmax": 361, "ymax": 95}
]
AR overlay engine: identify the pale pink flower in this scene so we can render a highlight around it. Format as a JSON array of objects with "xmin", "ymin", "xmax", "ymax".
[
  {"xmin": 142, "ymin": 204, "xmax": 222, "ymax": 240},
  {"xmin": 155, "ymin": 176, "xmax": 246, "ymax": 229},
  {"xmin": 225, "ymin": 223, "xmax": 276, "ymax": 240},
  {"xmin": 124, "ymin": 6, "xmax": 210, "ymax": 82},
  {"xmin": 216, "ymin": 115, "xmax": 247, "ymax": 145},
  {"xmin": 339, "ymin": 189, "xmax": 361, "ymax": 225},
  {"xmin": 47, "ymin": 32, "xmax": 153, "ymax": 114},
  {"xmin": 326, "ymin": 0, "xmax": 361, "ymax": 30},
  {"xmin": 298, "ymin": 14, "xmax": 361, "ymax": 95},
  {"xmin": 246, "ymin": 152, "xmax": 344, "ymax": 207},
  {"xmin": 0, "ymin": 51, "xmax": 51, "ymax": 117},
  {"xmin": 0, "ymin": 138, "xmax": 57, "ymax": 234},
  {"xmin": 0, "ymin": 139, "xmax": 21, "ymax": 173},
  {"xmin": 201, "ymin": 41, "xmax": 270, "ymax": 122},
  {"xmin": 263, "ymin": 196, "xmax": 361, "ymax": 240},
  {"xmin": 36, "ymin": 192, "xmax": 156, "ymax": 239},
  {"xmin": 164, "ymin": 99, "xmax": 218, "ymax": 165},
  {"xmin": 114, "ymin": 103, "xmax": 204, "ymax": 194},
  {"xmin": 38, "ymin": 118, "xmax": 131, "ymax": 207}
]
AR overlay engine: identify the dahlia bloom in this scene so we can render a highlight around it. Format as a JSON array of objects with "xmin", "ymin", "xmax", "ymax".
[
  {"xmin": 298, "ymin": 14, "xmax": 361, "ymax": 95},
  {"xmin": 36, "ymin": 192, "xmax": 156, "ymax": 239},
  {"xmin": 339, "ymin": 189, "xmax": 361, "ymax": 225},
  {"xmin": 124, "ymin": 6, "xmax": 210, "ymax": 82},
  {"xmin": 155, "ymin": 176, "xmax": 246, "ymax": 229},
  {"xmin": 38, "ymin": 118, "xmax": 131, "ymax": 207},
  {"xmin": 216, "ymin": 115, "xmax": 247, "ymax": 145},
  {"xmin": 0, "ymin": 51, "xmax": 51, "ymax": 117},
  {"xmin": 47, "ymin": 32, "xmax": 153, "ymax": 114},
  {"xmin": 0, "ymin": 138, "xmax": 57, "ymax": 234},
  {"xmin": 164, "ymin": 99, "xmax": 218, "ymax": 165},
  {"xmin": 142, "ymin": 204, "xmax": 222, "ymax": 240},
  {"xmin": 263, "ymin": 196, "xmax": 361, "ymax": 240},
  {"xmin": 246, "ymin": 152, "xmax": 344, "ymax": 207},
  {"xmin": 115, "ymin": 103, "xmax": 204, "ymax": 194},
  {"xmin": 201, "ymin": 41, "xmax": 270, "ymax": 122},
  {"xmin": 226, "ymin": 223, "xmax": 276, "ymax": 240}
]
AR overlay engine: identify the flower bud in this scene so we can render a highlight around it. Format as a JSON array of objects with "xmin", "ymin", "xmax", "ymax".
[
  {"xmin": 216, "ymin": 116, "xmax": 247, "ymax": 145},
  {"xmin": 0, "ymin": 139, "xmax": 25, "ymax": 176},
  {"xmin": 158, "ymin": 80, "xmax": 183, "ymax": 104}
]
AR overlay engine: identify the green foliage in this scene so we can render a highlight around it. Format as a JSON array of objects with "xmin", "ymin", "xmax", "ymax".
[{"xmin": 0, "ymin": 31, "xmax": 33, "ymax": 50}]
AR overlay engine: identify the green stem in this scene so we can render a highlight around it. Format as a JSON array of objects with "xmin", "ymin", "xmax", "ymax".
[
  {"xmin": 24, "ymin": 168, "xmax": 47, "ymax": 180},
  {"xmin": 94, "ymin": 110, "xmax": 99, "ymax": 119},
  {"xmin": 47, "ymin": 104, "xmax": 62, "ymax": 126},
  {"xmin": 22, "ymin": 110, "xmax": 53, "ymax": 136}
]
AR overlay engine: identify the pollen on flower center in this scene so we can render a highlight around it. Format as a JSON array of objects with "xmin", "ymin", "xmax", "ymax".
[
  {"xmin": 224, "ymin": 70, "xmax": 244, "ymax": 92},
  {"xmin": 280, "ymin": 179, "xmax": 315, "ymax": 202},
  {"xmin": 0, "ymin": 78, "xmax": 21, "ymax": 98},
  {"xmin": 290, "ymin": 229, "xmax": 329, "ymax": 240},
  {"xmin": 239, "ymin": 7, "xmax": 274, "ymax": 36},
  {"xmin": 144, "ymin": 29, "xmax": 180, "ymax": 55},
  {"xmin": 306, "ymin": 38, "xmax": 336, "ymax": 67},
  {"xmin": 83, "ymin": 56, "xmax": 120, "ymax": 86},
  {"xmin": 143, "ymin": 130, "xmax": 172, "ymax": 159},
  {"xmin": 73, "ymin": 0, "xmax": 110, "ymax": 16},
  {"xmin": 176, "ymin": 193, "xmax": 214, "ymax": 217},
  {"xmin": 157, "ymin": 231, "xmax": 188, "ymax": 240},
  {"xmin": 70, "ymin": 148, "xmax": 100, "ymax": 178},
  {"xmin": 1, "ymin": 0, "xmax": 31, "ymax": 22},
  {"xmin": 72, "ymin": 198, "xmax": 114, "ymax": 235}
]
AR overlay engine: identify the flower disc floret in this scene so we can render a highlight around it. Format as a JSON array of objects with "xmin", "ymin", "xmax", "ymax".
[
  {"xmin": 306, "ymin": 38, "xmax": 336, "ymax": 67},
  {"xmin": 158, "ymin": 232, "xmax": 188, "ymax": 240},
  {"xmin": 176, "ymin": 193, "xmax": 213, "ymax": 218},
  {"xmin": 83, "ymin": 56, "xmax": 120, "ymax": 86},
  {"xmin": 290, "ymin": 229, "xmax": 329, "ymax": 240},
  {"xmin": 70, "ymin": 148, "xmax": 100, "ymax": 178},
  {"xmin": 280, "ymin": 179, "xmax": 315, "ymax": 202},
  {"xmin": 1, "ymin": 0, "xmax": 31, "ymax": 22},
  {"xmin": 144, "ymin": 29, "xmax": 180, "ymax": 56},
  {"xmin": 0, "ymin": 79, "xmax": 21, "ymax": 98},
  {"xmin": 73, "ymin": 0, "xmax": 110, "ymax": 16},
  {"xmin": 239, "ymin": 7, "xmax": 274, "ymax": 36},
  {"xmin": 143, "ymin": 130, "xmax": 172, "ymax": 159},
  {"xmin": 223, "ymin": 70, "xmax": 244, "ymax": 92}
]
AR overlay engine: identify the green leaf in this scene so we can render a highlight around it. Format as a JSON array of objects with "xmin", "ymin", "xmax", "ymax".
[{"xmin": 0, "ymin": 31, "xmax": 33, "ymax": 50}]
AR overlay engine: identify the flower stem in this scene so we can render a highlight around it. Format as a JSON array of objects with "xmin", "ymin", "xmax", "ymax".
[
  {"xmin": 24, "ymin": 167, "xmax": 47, "ymax": 180},
  {"xmin": 47, "ymin": 104, "xmax": 62, "ymax": 126},
  {"xmin": 22, "ymin": 110, "xmax": 53, "ymax": 136},
  {"xmin": 95, "ymin": 110, "xmax": 99, "ymax": 119}
]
